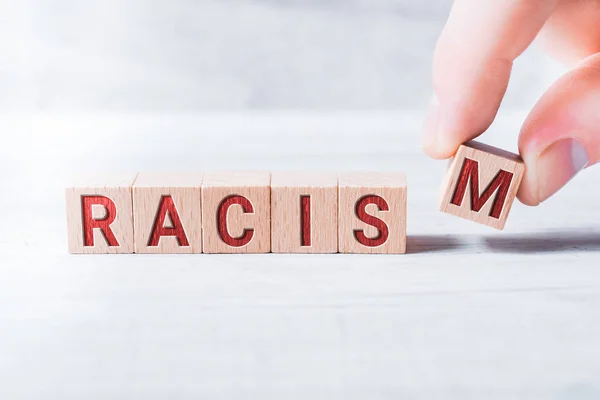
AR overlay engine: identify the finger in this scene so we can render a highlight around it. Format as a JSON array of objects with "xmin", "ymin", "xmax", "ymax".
[
  {"xmin": 423, "ymin": 0, "xmax": 559, "ymax": 159},
  {"xmin": 517, "ymin": 53, "xmax": 600, "ymax": 206},
  {"xmin": 538, "ymin": 0, "xmax": 600, "ymax": 66}
]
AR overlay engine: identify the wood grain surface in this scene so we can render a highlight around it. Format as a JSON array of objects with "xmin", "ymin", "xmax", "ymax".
[
  {"xmin": 202, "ymin": 171, "xmax": 271, "ymax": 253},
  {"xmin": 338, "ymin": 172, "xmax": 407, "ymax": 254},
  {"xmin": 439, "ymin": 141, "xmax": 525, "ymax": 230},
  {"xmin": 271, "ymin": 171, "xmax": 338, "ymax": 253},
  {"xmin": 133, "ymin": 172, "xmax": 204, "ymax": 254},
  {"xmin": 65, "ymin": 173, "xmax": 137, "ymax": 254}
]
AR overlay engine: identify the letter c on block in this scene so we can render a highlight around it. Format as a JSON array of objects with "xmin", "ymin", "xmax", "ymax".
[{"xmin": 217, "ymin": 195, "xmax": 255, "ymax": 247}]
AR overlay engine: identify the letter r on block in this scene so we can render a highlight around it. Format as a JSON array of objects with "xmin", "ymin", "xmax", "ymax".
[
  {"xmin": 82, "ymin": 195, "xmax": 120, "ymax": 247},
  {"xmin": 65, "ymin": 173, "xmax": 136, "ymax": 254}
]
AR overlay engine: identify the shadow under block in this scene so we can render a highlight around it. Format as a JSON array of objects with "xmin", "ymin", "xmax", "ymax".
[
  {"xmin": 271, "ymin": 172, "xmax": 338, "ymax": 253},
  {"xmin": 439, "ymin": 141, "xmax": 525, "ymax": 230},
  {"xmin": 201, "ymin": 171, "xmax": 271, "ymax": 254},
  {"xmin": 133, "ymin": 173, "xmax": 204, "ymax": 254},
  {"xmin": 338, "ymin": 172, "xmax": 407, "ymax": 254},
  {"xmin": 65, "ymin": 173, "xmax": 137, "ymax": 254}
]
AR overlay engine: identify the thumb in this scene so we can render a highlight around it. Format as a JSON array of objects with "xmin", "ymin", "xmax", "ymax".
[{"xmin": 517, "ymin": 53, "xmax": 600, "ymax": 206}]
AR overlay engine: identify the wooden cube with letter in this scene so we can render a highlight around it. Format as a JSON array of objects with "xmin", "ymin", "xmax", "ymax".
[
  {"xmin": 65, "ymin": 173, "xmax": 137, "ymax": 254},
  {"xmin": 439, "ymin": 141, "xmax": 525, "ymax": 230},
  {"xmin": 271, "ymin": 172, "xmax": 338, "ymax": 253},
  {"xmin": 202, "ymin": 171, "xmax": 271, "ymax": 254},
  {"xmin": 338, "ymin": 172, "xmax": 407, "ymax": 254},
  {"xmin": 133, "ymin": 172, "xmax": 204, "ymax": 254}
]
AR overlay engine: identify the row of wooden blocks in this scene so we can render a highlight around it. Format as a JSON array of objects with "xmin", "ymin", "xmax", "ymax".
[{"xmin": 66, "ymin": 142, "xmax": 525, "ymax": 254}]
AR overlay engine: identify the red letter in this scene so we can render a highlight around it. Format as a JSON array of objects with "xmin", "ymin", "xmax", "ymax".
[
  {"xmin": 300, "ymin": 195, "xmax": 311, "ymax": 247},
  {"xmin": 451, "ymin": 158, "xmax": 514, "ymax": 219},
  {"xmin": 217, "ymin": 195, "xmax": 254, "ymax": 247},
  {"xmin": 81, "ymin": 195, "xmax": 119, "ymax": 247},
  {"xmin": 147, "ymin": 195, "xmax": 190, "ymax": 247},
  {"xmin": 353, "ymin": 195, "xmax": 389, "ymax": 247}
]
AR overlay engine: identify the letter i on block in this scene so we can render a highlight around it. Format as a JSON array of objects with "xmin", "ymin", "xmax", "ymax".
[
  {"xmin": 202, "ymin": 171, "xmax": 271, "ymax": 253},
  {"xmin": 271, "ymin": 172, "xmax": 338, "ymax": 253},
  {"xmin": 133, "ymin": 173, "xmax": 203, "ymax": 253},
  {"xmin": 338, "ymin": 172, "xmax": 407, "ymax": 254},
  {"xmin": 439, "ymin": 141, "xmax": 525, "ymax": 230},
  {"xmin": 65, "ymin": 173, "xmax": 137, "ymax": 254}
]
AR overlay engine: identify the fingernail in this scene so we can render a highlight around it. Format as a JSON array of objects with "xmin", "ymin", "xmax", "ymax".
[
  {"xmin": 422, "ymin": 93, "xmax": 440, "ymax": 148},
  {"xmin": 537, "ymin": 138, "xmax": 589, "ymax": 202}
]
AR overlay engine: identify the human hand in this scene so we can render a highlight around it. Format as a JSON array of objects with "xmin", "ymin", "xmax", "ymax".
[{"xmin": 422, "ymin": 0, "xmax": 600, "ymax": 205}]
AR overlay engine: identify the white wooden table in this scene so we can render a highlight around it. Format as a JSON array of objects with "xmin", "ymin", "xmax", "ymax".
[{"xmin": 1, "ymin": 112, "xmax": 599, "ymax": 399}]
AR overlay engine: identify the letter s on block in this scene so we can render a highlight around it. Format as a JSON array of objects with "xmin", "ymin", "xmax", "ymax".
[
  {"xmin": 217, "ymin": 195, "xmax": 255, "ymax": 247},
  {"xmin": 353, "ymin": 195, "xmax": 389, "ymax": 247},
  {"xmin": 81, "ymin": 195, "xmax": 119, "ymax": 247},
  {"xmin": 451, "ymin": 158, "xmax": 514, "ymax": 219}
]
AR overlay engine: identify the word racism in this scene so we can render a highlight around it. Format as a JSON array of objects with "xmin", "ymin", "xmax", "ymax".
[{"xmin": 66, "ymin": 142, "xmax": 524, "ymax": 255}]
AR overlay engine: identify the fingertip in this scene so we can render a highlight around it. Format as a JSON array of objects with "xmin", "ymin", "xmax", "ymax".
[
  {"xmin": 422, "ymin": 139, "xmax": 458, "ymax": 160},
  {"xmin": 421, "ymin": 94, "xmax": 465, "ymax": 160},
  {"xmin": 516, "ymin": 148, "xmax": 541, "ymax": 206},
  {"xmin": 516, "ymin": 53, "xmax": 600, "ymax": 206},
  {"xmin": 518, "ymin": 136, "xmax": 590, "ymax": 207},
  {"xmin": 516, "ymin": 178, "xmax": 541, "ymax": 207}
]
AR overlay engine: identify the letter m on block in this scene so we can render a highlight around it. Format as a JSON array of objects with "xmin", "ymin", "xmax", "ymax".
[{"xmin": 450, "ymin": 158, "xmax": 514, "ymax": 219}]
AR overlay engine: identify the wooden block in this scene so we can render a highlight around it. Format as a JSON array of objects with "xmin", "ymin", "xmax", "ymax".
[
  {"xmin": 338, "ymin": 172, "xmax": 407, "ymax": 254},
  {"xmin": 133, "ymin": 173, "xmax": 203, "ymax": 254},
  {"xmin": 202, "ymin": 171, "xmax": 271, "ymax": 253},
  {"xmin": 439, "ymin": 141, "xmax": 525, "ymax": 230},
  {"xmin": 271, "ymin": 172, "xmax": 338, "ymax": 253},
  {"xmin": 65, "ymin": 173, "xmax": 137, "ymax": 254}
]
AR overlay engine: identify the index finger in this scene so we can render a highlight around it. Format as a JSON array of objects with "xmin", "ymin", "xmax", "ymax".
[{"xmin": 422, "ymin": 0, "xmax": 559, "ymax": 159}]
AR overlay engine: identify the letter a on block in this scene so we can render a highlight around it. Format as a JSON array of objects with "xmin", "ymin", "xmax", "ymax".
[
  {"xmin": 338, "ymin": 172, "xmax": 407, "ymax": 254},
  {"xmin": 147, "ymin": 196, "xmax": 190, "ymax": 247},
  {"xmin": 439, "ymin": 141, "xmax": 525, "ymax": 230},
  {"xmin": 133, "ymin": 173, "xmax": 203, "ymax": 254},
  {"xmin": 65, "ymin": 173, "xmax": 137, "ymax": 254}
]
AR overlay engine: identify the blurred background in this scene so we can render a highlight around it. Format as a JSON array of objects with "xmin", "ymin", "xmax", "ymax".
[{"xmin": 1, "ymin": 0, "xmax": 565, "ymax": 112}]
